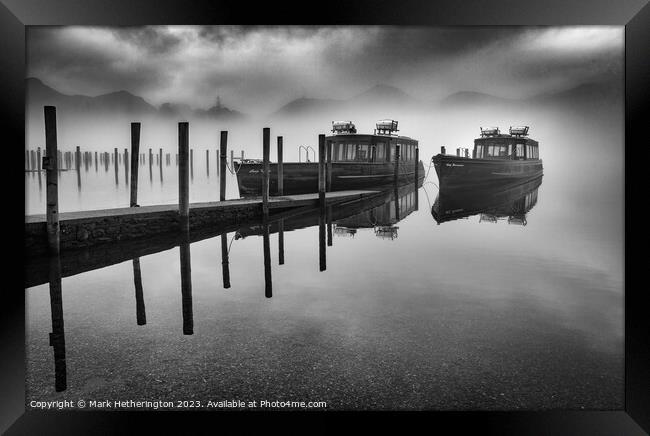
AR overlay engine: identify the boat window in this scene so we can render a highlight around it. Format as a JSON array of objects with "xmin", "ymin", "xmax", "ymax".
[
  {"xmin": 486, "ymin": 145, "xmax": 495, "ymax": 157},
  {"xmin": 358, "ymin": 144, "xmax": 369, "ymax": 161},
  {"xmin": 476, "ymin": 145, "xmax": 483, "ymax": 158},
  {"xmin": 346, "ymin": 143, "xmax": 357, "ymax": 160},
  {"xmin": 498, "ymin": 145, "xmax": 508, "ymax": 157},
  {"xmin": 376, "ymin": 142, "xmax": 386, "ymax": 161},
  {"xmin": 515, "ymin": 143, "xmax": 524, "ymax": 159},
  {"xmin": 335, "ymin": 142, "xmax": 344, "ymax": 161},
  {"xmin": 508, "ymin": 144, "xmax": 513, "ymax": 157},
  {"xmin": 390, "ymin": 143, "xmax": 397, "ymax": 162}
]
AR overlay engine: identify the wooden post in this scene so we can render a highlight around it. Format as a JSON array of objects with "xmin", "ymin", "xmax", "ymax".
[
  {"xmin": 94, "ymin": 151, "xmax": 98, "ymax": 172},
  {"xmin": 179, "ymin": 240, "xmax": 193, "ymax": 335},
  {"xmin": 113, "ymin": 147, "xmax": 119, "ymax": 186},
  {"xmin": 277, "ymin": 136, "xmax": 283, "ymax": 196},
  {"xmin": 263, "ymin": 220, "xmax": 272, "ymax": 298},
  {"xmin": 133, "ymin": 258, "xmax": 146, "ymax": 325},
  {"xmin": 441, "ymin": 146, "xmax": 446, "ymax": 155},
  {"xmin": 220, "ymin": 233, "xmax": 231, "ymax": 288},
  {"xmin": 75, "ymin": 146, "xmax": 81, "ymax": 172},
  {"xmin": 262, "ymin": 128, "xmax": 270, "ymax": 217},
  {"xmin": 130, "ymin": 123, "xmax": 140, "ymax": 207},
  {"xmin": 206, "ymin": 149, "xmax": 209, "ymax": 176},
  {"xmin": 104, "ymin": 152, "xmax": 109, "ymax": 171},
  {"xmin": 278, "ymin": 219, "xmax": 285, "ymax": 265},
  {"xmin": 219, "ymin": 132, "xmax": 228, "ymax": 201},
  {"xmin": 124, "ymin": 148, "xmax": 129, "ymax": 184},
  {"xmin": 44, "ymin": 106, "xmax": 60, "ymax": 254},
  {"xmin": 159, "ymin": 148, "xmax": 163, "ymax": 181},
  {"xmin": 326, "ymin": 140, "xmax": 333, "ymax": 192},
  {"xmin": 241, "ymin": 150, "xmax": 244, "ymax": 161},
  {"xmin": 48, "ymin": 256, "xmax": 66, "ymax": 392},
  {"xmin": 318, "ymin": 134, "xmax": 326, "ymax": 206},
  {"xmin": 37, "ymin": 147, "xmax": 42, "ymax": 171},
  {"xmin": 178, "ymin": 122, "xmax": 190, "ymax": 231}
]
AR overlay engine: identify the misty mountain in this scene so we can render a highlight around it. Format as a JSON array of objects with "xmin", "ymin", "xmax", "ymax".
[
  {"xmin": 272, "ymin": 84, "xmax": 421, "ymax": 118},
  {"xmin": 439, "ymin": 80, "xmax": 623, "ymax": 111},
  {"xmin": 26, "ymin": 77, "xmax": 245, "ymax": 120},
  {"xmin": 439, "ymin": 91, "xmax": 516, "ymax": 108}
]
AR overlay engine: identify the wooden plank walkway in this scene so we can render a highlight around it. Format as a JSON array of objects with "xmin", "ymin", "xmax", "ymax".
[{"xmin": 25, "ymin": 190, "xmax": 379, "ymax": 224}]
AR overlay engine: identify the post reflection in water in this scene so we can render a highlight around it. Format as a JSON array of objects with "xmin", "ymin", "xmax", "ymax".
[
  {"xmin": 221, "ymin": 233, "xmax": 231, "ymax": 289},
  {"xmin": 431, "ymin": 176, "xmax": 543, "ymax": 226},
  {"xmin": 326, "ymin": 206, "xmax": 333, "ymax": 247},
  {"xmin": 319, "ymin": 204, "xmax": 326, "ymax": 272},
  {"xmin": 48, "ymin": 256, "xmax": 66, "ymax": 392},
  {"xmin": 278, "ymin": 219, "xmax": 285, "ymax": 265},
  {"xmin": 262, "ymin": 220, "xmax": 272, "ymax": 298},
  {"xmin": 132, "ymin": 258, "xmax": 146, "ymax": 326},
  {"xmin": 179, "ymin": 235, "xmax": 194, "ymax": 335}
]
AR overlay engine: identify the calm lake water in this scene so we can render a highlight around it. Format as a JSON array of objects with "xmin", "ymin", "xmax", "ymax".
[{"xmin": 24, "ymin": 129, "xmax": 624, "ymax": 410}]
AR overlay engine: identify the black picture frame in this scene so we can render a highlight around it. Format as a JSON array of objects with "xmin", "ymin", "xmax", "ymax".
[{"xmin": 2, "ymin": 0, "xmax": 648, "ymax": 433}]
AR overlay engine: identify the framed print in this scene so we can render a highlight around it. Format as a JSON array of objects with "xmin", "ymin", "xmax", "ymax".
[{"xmin": 2, "ymin": 0, "xmax": 649, "ymax": 433}]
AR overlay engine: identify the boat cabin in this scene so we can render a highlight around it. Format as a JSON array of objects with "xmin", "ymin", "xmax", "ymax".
[
  {"xmin": 473, "ymin": 126, "xmax": 539, "ymax": 161},
  {"xmin": 326, "ymin": 120, "xmax": 419, "ymax": 164}
]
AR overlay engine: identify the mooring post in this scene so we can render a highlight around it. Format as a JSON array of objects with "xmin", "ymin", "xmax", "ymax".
[
  {"xmin": 75, "ymin": 146, "xmax": 81, "ymax": 173},
  {"xmin": 124, "ymin": 148, "xmax": 129, "ymax": 184},
  {"xmin": 326, "ymin": 140, "xmax": 333, "ymax": 192},
  {"xmin": 220, "ymin": 233, "xmax": 231, "ymax": 289},
  {"xmin": 104, "ymin": 152, "xmax": 109, "ymax": 171},
  {"xmin": 414, "ymin": 147, "xmax": 420, "ymax": 211},
  {"xmin": 48, "ymin": 256, "xmax": 67, "ymax": 392},
  {"xmin": 241, "ymin": 150, "xmax": 244, "ymax": 161},
  {"xmin": 113, "ymin": 147, "xmax": 119, "ymax": 185},
  {"xmin": 130, "ymin": 123, "xmax": 140, "ymax": 207},
  {"xmin": 318, "ymin": 134, "xmax": 326, "ymax": 207},
  {"xmin": 94, "ymin": 151, "xmax": 98, "ymax": 172},
  {"xmin": 263, "ymin": 219, "xmax": 272, "ymax": 298},
  {"xmin": 262, "ymin": 128, "xmax": 270, "ymax": 217},
  {"xmin": 278, "ymin": 219, "xmax": 285, "ymax": 265},
  {"xmin": 277, "ymin": 136, "xmax": 283, "ymax": 196},
  {"xmin": 132, "ymin": 258, "xmax": 146, "ymax": 325},
  {"xmin": 178, "ymin": 122, "xmax": 190, "ymax": 231},
  {"xmin": 44, "ymin": 106, "xmax": 60, "ymax": 254},
  {"xmin": 219, "ymin": 132, "xmax": 228, "ymax": 201},
  {"xmin": 179, "ymin": 238, "xmax": 194, "ymax": 335},
  {"xmin": 159, "ymin": 148, "xmax": 163, "ymax": 181},
  {"xmin": 206, "ymin": 149, "xmax": 209, "ymax": 176}
]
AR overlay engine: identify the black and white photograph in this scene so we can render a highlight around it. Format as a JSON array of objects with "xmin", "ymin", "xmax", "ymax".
[{"xmin": 21, "ymin": 24, "xmax": 628, "ymax": 413}]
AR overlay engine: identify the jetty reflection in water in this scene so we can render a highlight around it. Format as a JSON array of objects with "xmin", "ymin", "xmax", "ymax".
[{"xmin": 431, "ymin": 176, "xmax": 542, "ymax": 226}]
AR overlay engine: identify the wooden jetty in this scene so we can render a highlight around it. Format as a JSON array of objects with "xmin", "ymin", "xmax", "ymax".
[{"xmin": 25, "ymin": 190, "xmax": 381, "ymax": 257}]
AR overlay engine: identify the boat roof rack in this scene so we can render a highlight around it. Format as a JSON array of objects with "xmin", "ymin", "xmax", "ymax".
[
  {"xmin": 509, "ymin": 126, "xmax": 529, "ymax": 137},
  {"xmin": 375, "ymin": 119, "xmax": 399, "ymax": 135},
  {"xmin": 332, "ymin": 120, "xmax": 357, "ymax": 134},
  {"xmin": 480, "ymin": 127, "xmax": 500, "ymax": 137}
]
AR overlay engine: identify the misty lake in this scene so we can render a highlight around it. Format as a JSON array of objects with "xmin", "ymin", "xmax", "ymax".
[{"xmin": 24, "ymin": 108, "xmax": 624, "ymax": 410}]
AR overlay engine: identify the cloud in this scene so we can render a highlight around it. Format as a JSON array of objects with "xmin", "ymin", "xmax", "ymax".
[{"xmin": 26, "ymin": 25, "xmax": 623, "ymax": 114}]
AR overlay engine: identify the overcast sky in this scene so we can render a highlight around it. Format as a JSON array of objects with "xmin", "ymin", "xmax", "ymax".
[{"xmin": 27, "ymin": 25, "xmax": 623, "ymax": 114}]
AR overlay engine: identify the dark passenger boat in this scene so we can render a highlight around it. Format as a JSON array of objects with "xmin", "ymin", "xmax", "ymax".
[
  {"xmin": 431, "ymin": 176, "xmax": 542, "ymax": 225},
  {"xmin": 432, "ymin": 126, "xmax": 543, "ymax": 189},
  {"xmin": 236, "ymin": 120, "xmax": 425, "ymax": 196}
]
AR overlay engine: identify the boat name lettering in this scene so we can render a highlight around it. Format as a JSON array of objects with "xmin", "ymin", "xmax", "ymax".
[{"xmin": 445, "ymin": 163, "xmax": 465, "ymax": 167}]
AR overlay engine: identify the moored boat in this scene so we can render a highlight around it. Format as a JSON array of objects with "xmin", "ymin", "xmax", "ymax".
[
  {"xmin": 432, "ymin": 126, "xmax": 543, "ymax": 189},
  {"xmin": 236, "ymin": 120, "xmax": 425, "ymax": 196}
]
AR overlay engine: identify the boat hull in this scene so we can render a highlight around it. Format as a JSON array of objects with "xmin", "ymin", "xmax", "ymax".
[
  {"xmin": 236, "ymin": 161, "xmax": 425, "ymax": 196},
  {"xmin": 432, "ymin": 154, "xmax": 543, "ymax": 189}
]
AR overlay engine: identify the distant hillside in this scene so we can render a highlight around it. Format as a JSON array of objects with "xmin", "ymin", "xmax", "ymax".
[
  {"xmin": 439, "ymin": 91, "xmax": 516, "ymax": 108},
  {"xmin": 273, "ymin": 84, "xmax": 422, "ymax": 118},
  {"xmin": 26, "ymin": 77, "xmax": 246, "ymax": 120}
]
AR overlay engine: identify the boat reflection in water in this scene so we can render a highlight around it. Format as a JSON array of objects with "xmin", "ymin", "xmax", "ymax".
[
  {"xmin": 431, "ymin": 176, "xmax": 542, "ymax": 225},
  {"xmin": 236, "ymin": 181, "xmax": 419, "ymax": 241}
]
